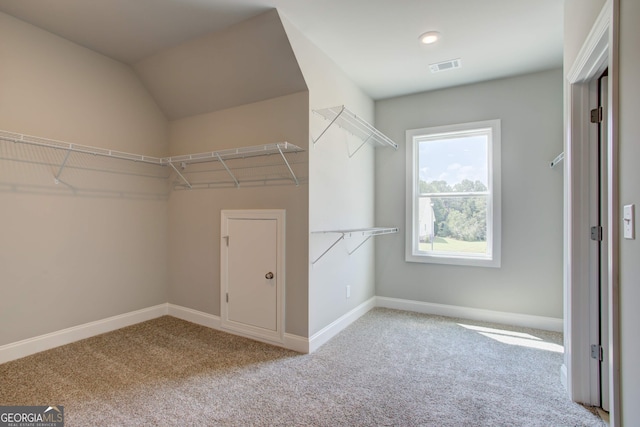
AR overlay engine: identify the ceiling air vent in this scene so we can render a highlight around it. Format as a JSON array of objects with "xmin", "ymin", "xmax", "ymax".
[{"xmin": 429, "ymin": 58, "xmax": 462, "ymax": 73}]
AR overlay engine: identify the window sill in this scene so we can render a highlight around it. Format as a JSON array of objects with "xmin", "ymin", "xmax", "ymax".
[{"xmin": 405, "ymin": 252, "xmax": 501, "ymax": 268}]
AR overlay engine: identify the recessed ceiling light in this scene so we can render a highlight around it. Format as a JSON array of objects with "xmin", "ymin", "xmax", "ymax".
[{"xmin": 419, "ymin": 31, "xmax": 441, "ymax": 45}]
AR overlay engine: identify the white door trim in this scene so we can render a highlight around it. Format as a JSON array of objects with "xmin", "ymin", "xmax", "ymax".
[
  {"xmin": 220, "ymin": 209, "xmax": 286, "ymax": 345},
  {"xmin": 564, "ymin": 0, "xmax": 620, "ymax": 424}
]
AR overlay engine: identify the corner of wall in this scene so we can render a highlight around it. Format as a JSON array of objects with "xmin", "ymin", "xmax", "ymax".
[
  {"xmin": 0, "ymin": 12, "xmax": 170, "ymax": 346},
  {"xmin": 279, "ymin": 11, "xmax": 378, "ymax": 337}
]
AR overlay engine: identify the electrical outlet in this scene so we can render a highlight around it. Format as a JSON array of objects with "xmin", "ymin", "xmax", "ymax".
[{"xmin": 346, "ymin": 285, "xmax": 351, "ymax": 299}]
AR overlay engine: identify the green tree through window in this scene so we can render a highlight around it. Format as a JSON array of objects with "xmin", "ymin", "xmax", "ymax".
[
  {"xmin": 406, "ymin": 119, "xmax": 501, "ymax": 267},
  {"xmin": 420, "ymin": 179, "xmax": 488, "ymax": 242}
]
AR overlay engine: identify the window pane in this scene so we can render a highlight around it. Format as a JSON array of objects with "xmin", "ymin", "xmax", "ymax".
[
  {"xmin": 418, "ymin": 134, "xmax": 488, "ymax": 193},
  {"xmin": 406, "ymin": 119, "xmax": 500, "ymax": 267},
  {"xmin": 418, "ymin": 195, "xmax": 488, "ymax": 255}
]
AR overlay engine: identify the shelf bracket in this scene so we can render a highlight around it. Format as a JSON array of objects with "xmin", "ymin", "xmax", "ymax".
[
  {"xmin": 215, "ymin": 152, "xmax": 240, "ymax": 188},
  {"xmin": 347, "ymin": 235, "xmax": 373, "ymax": 255},
  {"xmin": 312, "ymin": 105, "xmax": 345, "ymax": 146},
  {"xmin": 311, "ymin": 227, "xmax": 398, "ymax": 265},
  {"xmin": 348, "ymin": 132, "xmax": 374, "ymax": 159},
  {"xmin": 55, "ymin": 178, "xmax": 77, "ymax": 193},
  {"xmin": 277, "ymin": 144, "xmax": 299, "ymax": 186},
  {"xmin": 169, "ymin": 162, "xmax": 192, "ymax": 190},
  {"xmin": 311, "ymin": 234, "xmax": 345, "ymax": 265},
  {"xmin": 54, "ymin": 149, "xmax": 72, "ymax": 184}
]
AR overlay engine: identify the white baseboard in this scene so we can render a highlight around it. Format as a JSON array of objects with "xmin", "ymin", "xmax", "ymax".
[
  {"xmin": 309, "ymin": 297, "xmax": 376, "ymax": 353},
  {"xmin": 167, "ymin": 299, "xmax": 487, "ymax": 354},
  {"xmin": 0, "ymin": 304, "xmax": 168, "ymax": 365},
  {"xmin": 375, "ymin": 297, "xmax": 564, "ymax": 332},
  {"xmin": 1, "ymin": 297, "xmax": 563, "ymax": 365},
  {"xmin": 284, "ymin": 333, "xmax": 309, "ymax": 354},
  {"xmin": 167, "ymin": 304, "xmax": 221, "ymax": 329},
  {"xmin": 0, "ymin": 303, "xmax": 311, "ymax": 364},
  {"xmin": 167, "ymin": 304, "xmax": 311, "ymax": 353}
]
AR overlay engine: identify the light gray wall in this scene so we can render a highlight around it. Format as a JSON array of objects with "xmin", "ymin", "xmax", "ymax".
[
  {"xmin": 618, "ymin": 2, "xmax": 640, "ymax": 422},
  {"xmin": 167, "ymin": 91, "xmax": 309, "ymax": 337},
  {"xmin": 618, "ymin": 2, "xmax": 640, "ymax": 421},
  {"xmin": 0, "ymin": 12, "xmax": 169, "ymax": 346},
  {"xmin": 565, "ymin": 0, "xmax": 640, "ymax": 423},
  {"xmin": 375, "ymin": 69, "xmax": 564, "ymax": 318},
  {"xmin": 563, "ymin": 0, "xmax": 607, "ymax": 71},
  {"xmin": 281, "ymin": 15, "xmax": 377, "ymax": 336}
]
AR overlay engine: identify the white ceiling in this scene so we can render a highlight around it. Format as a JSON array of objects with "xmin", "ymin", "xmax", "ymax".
[{"xmin": 0, "ymin": 0, "xmax": 564, "ymax": 101}]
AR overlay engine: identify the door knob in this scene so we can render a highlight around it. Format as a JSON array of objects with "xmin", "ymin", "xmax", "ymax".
[{"xmin": 265, "ymin": 272, "xmax": 274, "ymax": 279}]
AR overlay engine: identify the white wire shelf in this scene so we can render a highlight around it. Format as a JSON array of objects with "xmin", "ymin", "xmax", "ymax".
[
  {"xmin": 311, "ymin": 227, "xmax": 398, "ymax": 264},
  {"xmin": 162, "ymin": 142, "xmax": 303, "ymax": 165},
  {"xmin": 165, "ymin": 142, "xmax": 304, "ymax": 189},
  {"xmin": 0, "ymin": 129, "xmax": 304, "ymax": 189},
  {"xmin": 312, "ymin": 227, "xmax": 399, "ymax": 237},
  {"xmin": 312, "ymin": 105, "xmax": 398, "ymax": 151},
  {"xmin": 0, "ymin": 130, "xmax": 164, "ymax": 165}
]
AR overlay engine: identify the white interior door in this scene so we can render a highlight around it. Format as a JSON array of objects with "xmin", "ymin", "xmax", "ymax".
[
  {"xmin": 228, "ymin": 218, "xmax": 277, "ymax": 330},
  {"xmin": 566, "ymin": 5, "xmax": 620, "ymax": 421},
  {"xmin": 598, "ymin": 73, "xmax": 610, "ymax": 412},
  {"xmin": 221, "ymin": 210, "xmax": 284, "ymax": 344},
  {"xmin": 588, "ymin": 72, "xmax": 610, "ymax": 412}
]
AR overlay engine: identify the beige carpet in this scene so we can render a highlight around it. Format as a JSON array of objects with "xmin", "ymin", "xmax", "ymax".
[{"xmin": 0, "ymin": 308, "xmax": 606, "ymax": 426}]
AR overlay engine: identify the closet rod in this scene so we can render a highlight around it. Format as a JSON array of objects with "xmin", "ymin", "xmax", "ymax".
[{"xmin": 550, "ymin": 152, "xmax": 564, "ymax": 168}]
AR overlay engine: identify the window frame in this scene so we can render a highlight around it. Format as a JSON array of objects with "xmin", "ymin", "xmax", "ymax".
[{"xmin": 405, "ymin": 119, "xmax": 501, "ymax": 267}]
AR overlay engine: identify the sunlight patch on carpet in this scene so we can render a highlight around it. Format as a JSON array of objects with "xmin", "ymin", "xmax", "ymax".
[{"xmin": 458, "ymin": 323, "xmax": 565, "ymax": 353}]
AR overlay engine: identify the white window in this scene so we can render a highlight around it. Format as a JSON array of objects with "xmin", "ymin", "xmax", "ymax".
[{"xmin": 405, "ymin": 120, "xmax": 501, "ymax": 267}]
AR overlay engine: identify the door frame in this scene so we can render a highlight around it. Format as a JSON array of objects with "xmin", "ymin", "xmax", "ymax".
[
  {"xmin": 220, "ymin": 209, "xmax": 286, "ymax": 345},
  {"xmin": 564, "ymin": 0, "xmax": 620, "ymax": 424},
  {"xmin": 587, "ymin": 73, "xmax": 610, "ymax": 410}
]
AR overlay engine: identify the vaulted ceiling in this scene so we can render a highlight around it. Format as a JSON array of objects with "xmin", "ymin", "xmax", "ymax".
[
  {"xmin": 133, "ymin": 10, "xmax": 307, "ymax": 119},
  {"xmin": 0, "ymin": 0, "xmax": 563, "ymax": 111}
]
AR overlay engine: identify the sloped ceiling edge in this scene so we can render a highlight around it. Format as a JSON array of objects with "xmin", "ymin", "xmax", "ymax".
[{"xmin": 134, "ymin": 9, "xmax": 308, "ymax": 120}]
